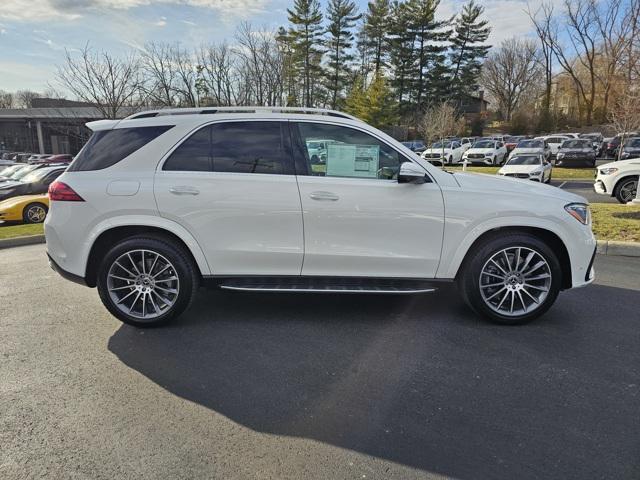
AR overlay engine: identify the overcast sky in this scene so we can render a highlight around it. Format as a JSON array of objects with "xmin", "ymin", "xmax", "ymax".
[{"xmin": 0, "ymin": 0, "xmax": 549, "ymax": 94}]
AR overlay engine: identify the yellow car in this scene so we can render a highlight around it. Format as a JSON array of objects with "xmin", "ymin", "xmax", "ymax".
[{"xmin": 0, "ymin": 194, "xmax": 50, "ymax": 224}]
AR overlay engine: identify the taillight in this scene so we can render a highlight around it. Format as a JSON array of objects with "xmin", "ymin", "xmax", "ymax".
[{"xmin": 48, "ymin": 181, "xmax": 84, "ymax": 201}]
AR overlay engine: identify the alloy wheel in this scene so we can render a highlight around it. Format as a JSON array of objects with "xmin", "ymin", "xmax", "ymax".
[
  {"xmin": 106, "ymin": 249, "xmax": 180, "ymax": 320},
  {"xmin": 479, "ymin": 246, "xmax": 552, "ymax": 317},
  {"xmin": 26, "ymin": 205, "xmax": 47, "ymax": 223},
  {"xmin": 620, "ymin": 179, "xmax": 638, "ymax": 203}
]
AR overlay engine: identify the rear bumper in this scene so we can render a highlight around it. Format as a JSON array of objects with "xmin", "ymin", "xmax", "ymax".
[{"xmin": 47, "ymin": 253, "xmax": 88, "ymax": 286}]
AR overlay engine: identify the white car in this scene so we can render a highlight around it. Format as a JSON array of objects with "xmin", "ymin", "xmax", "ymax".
[
  {"xmin": 45, "ymin": 107, "xmax": 596, "ymax": 328},
  {"xmin": 462, "ymin": 139, "xmax": 508, "ymax": 165},
  {"xmin": 498, "ymin": 154, "xmax": 553, "ymax": 183},
  {"xmin": 421, "ymin": 140, "xmax": 465, "ymax": 165},
  {"xmin": 594, "ymin": 158, "xmax": 639, "ymax": 203},
  {"xmin": 536, "ymin": 135, "xmax": 570, "ymax": 157},
  {"xmin": 508, "ymin": 139, "xmax": 551, "ymax": 162}
]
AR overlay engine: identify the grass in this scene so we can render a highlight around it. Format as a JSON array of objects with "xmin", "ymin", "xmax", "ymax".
[
  {"xmin": 0, "ymin": 223, "xmax": 44, "ymax": 240},
  {"xmin": 591, "ymin": 203, "xmax": 640, "ymax": 243},
  {"xmin": 444, "ymin": 165, "xmax": 596, "ymax": 180}
]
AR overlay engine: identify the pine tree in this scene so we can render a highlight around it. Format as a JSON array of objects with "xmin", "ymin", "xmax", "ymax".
[
  {"xmin": 325, "ymin": 0, "xmax": 361, "ymax": 109},
  {"xmin": 286, "ymin": 0, "xmax": 324, "ymax": 107},
  {"xmin": 387, "ymin": 1, "xmax": 415, "ymax": 116},
  {"xmin": 345, "ymin": 73, "xmax": 397, "ymax": 128},
  {"xmin": 361, "ymin": 0, "xmax": 391, "ymax": 74},
  {"xmin": 449, "ymin": 0, "xmax": 491, "ymax": 102}
]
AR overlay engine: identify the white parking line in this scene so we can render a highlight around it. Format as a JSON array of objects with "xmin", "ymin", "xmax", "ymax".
[{"xmin": 558, "ymin": 181, "xmax": 567, "ymax": 189}]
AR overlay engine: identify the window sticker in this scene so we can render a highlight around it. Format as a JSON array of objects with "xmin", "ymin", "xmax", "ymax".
[{"xmin": 325, "ymin": 144, "xmax": 380, "ymax": 178}]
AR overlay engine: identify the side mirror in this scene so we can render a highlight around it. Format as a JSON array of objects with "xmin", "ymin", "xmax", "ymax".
[{"xmin": 398, "ymin": 162, "xmax": 427, "ymax": 184}]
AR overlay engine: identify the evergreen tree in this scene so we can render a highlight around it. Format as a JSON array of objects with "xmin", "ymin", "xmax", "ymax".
[
  {"xmin": 361, "ymin": 0, "xmax": 391, "ymax": 75},
  {"xmin": 286, "ymin": 0, "xmax": 324, "ymax": 107},
  {"xmin": 325, "ymin": 0, "xmax": 361, "ymax": 109},
  {"xmin": 387, "ymin": 1, "xmax": 415, "ymax": 116},
  {"xmin": 345, "ymin": 73, "xmax": 397, "ymax": 127},
  {"xmin": 449, "ymin": 0, "xmax": 491, "ymax": 102}
]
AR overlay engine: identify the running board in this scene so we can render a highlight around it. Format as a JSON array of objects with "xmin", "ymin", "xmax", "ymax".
[{"xmin": 217, "ymin": 277, "xmax": 439, "ymax": 294}]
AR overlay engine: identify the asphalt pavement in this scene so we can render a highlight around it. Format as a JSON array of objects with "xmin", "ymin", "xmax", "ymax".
[{"xmin": 1, "ymin": 244, "xmax": 639, "ymax": 480}]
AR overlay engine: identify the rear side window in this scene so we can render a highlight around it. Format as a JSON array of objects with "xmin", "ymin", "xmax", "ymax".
[
  {"xmin": 163, "ymin": 121, "xmax": 289, "ymax": 175},
  {"xmin": 68, "ymin": 126, "xmax": 173, "ymax": 172}
]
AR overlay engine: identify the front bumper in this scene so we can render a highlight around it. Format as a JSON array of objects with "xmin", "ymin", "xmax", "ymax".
[{"xmin": 594, "ymin": 180, "xmax": 607, "ymax": 194}]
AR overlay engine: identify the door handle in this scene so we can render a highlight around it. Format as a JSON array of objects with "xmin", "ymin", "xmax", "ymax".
[
  {"xmin": 309, "ymin": 191, "xmax": 339, "ymax": 201},
  {"xmin": 169, "ymin": 186, "xmax": 200, "ymax": 195}
]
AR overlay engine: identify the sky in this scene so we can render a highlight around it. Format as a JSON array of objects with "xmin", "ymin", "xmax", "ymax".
[{"xmin": 0, "ymin": 0, "xmax": 549, "ymax": 94}]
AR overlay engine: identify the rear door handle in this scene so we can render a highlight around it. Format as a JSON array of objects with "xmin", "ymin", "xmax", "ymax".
[
  {"xmin": 309, "ymin": 191, "xmax": 339, "ymax": 201},
  {"xmin": 169, "ymin": 186, "xmax": 200, "ymax": 195}
]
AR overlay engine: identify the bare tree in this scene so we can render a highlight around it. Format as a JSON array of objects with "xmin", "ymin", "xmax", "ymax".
[
  {"xmin": 15, "ymin": 90, "xmax": 42, "ymax": 108},
  {"xmin": 610, "ymin": 88, "xmax": 640, "ymax": 160},
  {"xmin": 141, "ymin": 42, "xmax": 179, "ymax": 106},
  {"xmin": 528, "ymin": 2, "xmax": 555, "ymax": 125},
  {"xmin": 55, "ymin": 44, "xmax": 143, "ymax": 119},
  {"xmin": 418, "ymin": 102, "xmax": 466, "ymax": 152},
  {"xmin": 0, "ymin": 90, "xmax": 13, "ymax": 108},
  {"xmin": 482, "ymin": 38, "xmax": 542, "ymax": 122},
  {"xmin": 197, "ymin": 42, "xmax": 240, "ymax": 106}
]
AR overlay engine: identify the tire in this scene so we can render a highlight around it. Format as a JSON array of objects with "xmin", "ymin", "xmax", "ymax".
[
  {"xmin": 22, "ymin": 202, "xmax": 48, "ymax": 223},
  {"xmin": 448, "ymin": 155, "xmax": 453, "ymax": 164},
  {"xmin": 457, "ymin": 233, "xmax": 562, "ymax": 325},
  {"xmin": 614, "ymin": 176, "xmax": 638, "ymax": 204},
  {"xmin": 97, "ymin": 236, "xmax": 199, "ymax": 327}
]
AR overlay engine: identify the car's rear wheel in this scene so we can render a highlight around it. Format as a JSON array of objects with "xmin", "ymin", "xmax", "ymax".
[
  {"xmin": 614, "ymin": 176, "xmax": 638, "ymax": 204},
  {"xmin": 458, "ymin": 233, "xmax": 562, "ymax": 325},
  {"xmin": 97, "ymin": 236, "xmax": 199, "ymax": 327},
  {"xmin": 22, "ymin": 202, "xmax": 48, "ymax": 223}
]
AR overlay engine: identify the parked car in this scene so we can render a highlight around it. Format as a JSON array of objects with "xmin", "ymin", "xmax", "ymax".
[
  {"xmin": 579, "ymin": 132, "xmax": 603, "ymax": 156},
  {"xmin": 462, "ymin": 139, "xmax": 508, "ymax": 165},
  {"xmin": 0, "ymin": 159, "xmax": 16, "ymax": 167},
  {"xmin": 27, "ymin": 154, "xmax": 52, "ymax": 163},
  {"xmin": 555, "ymin": 139, "xmax": 597, "ymax": 167},
  {"xmin": 504, "ymin": 136, "xmax": 526, "ymax": 153},
  {"xmin": 15, "ymin": 153, "xmax": 34, "ymax": 163},
  {"xmin": 401, "ymin": 140, "xmax": 426, "ymax": 153},
  {"xmin": 460, "ymin": 137, "xmax": 477, "ymax": 149},
  {"xmin": 535, "ymin": 135, "xmax": 570, "ymax": 158},
  {"xmin": 508, "ymin": 139, "xmax": 551, "ymax": 162},
  {"xmin": 498, "ymin": 154, "xmax": 553, "ymax": 183},
  {"xmin": 555, "ymin": 132, "xmax": 581, "ymax": 139},
  {"xmin": 421, "ymin": 140, "xmax": 465, "ymax": 164},
  {"xmin": 0, "ymin": 165, "xmax": 66, "ymax": 202},
  {"xmin": 619, "ymin": 137, "xmax": 640, "ymax": 160},
  {"xmin": 594, "ymin": 158, "xmax": 639, "ymax": 203},
  {"xmin": 45, "ymin": 154, "xmax": 74, "ymax": 163},
  {"xmin": 0, "ymin": 194, "xmax": 49, "ymax": 224},
  {"xmin": 45, "ymin": 107, "xmax": 596, "ymax": 328},
  {"xmin": 0, "ymin": 164, "xmax": 39, "ymax": 183},
  {"xmin": 605, "ymin": 133, "xmax": 639, "ymax": 159}
]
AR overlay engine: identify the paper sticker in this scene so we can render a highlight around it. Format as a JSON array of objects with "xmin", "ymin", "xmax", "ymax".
[{"xmin": 325, "ymin": 144, "xmax": 380, "ymax": 178}]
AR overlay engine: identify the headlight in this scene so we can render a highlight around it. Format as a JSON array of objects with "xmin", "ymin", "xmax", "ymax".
[
  {"xmin": 599, "ymin": 167, "xmax": 618, "ymax": 175},
  {"xmin": 530, "ymin": 170, "xmax": 542, "ymax": 176},
  {"xmin": 556, "ymin": 152, "xmax": 564, "ymax": 158},
  {"xmin": 565, "ymin": 203, "xmax": 591, "ymax": 225},
  {"xmin": 485, "ymin": 153, "xmax": 493, "ymax": 157}
]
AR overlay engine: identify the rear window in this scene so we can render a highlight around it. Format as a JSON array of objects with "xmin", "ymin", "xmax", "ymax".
[{"xmin": 68, "ymin": 125, "xmax": 174, "ymax": 171}]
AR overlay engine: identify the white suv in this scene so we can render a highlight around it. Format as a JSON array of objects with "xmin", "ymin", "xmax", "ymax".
[{"xmin": 45, "ymin": 107, "xmax": 596, "ymax": 327}]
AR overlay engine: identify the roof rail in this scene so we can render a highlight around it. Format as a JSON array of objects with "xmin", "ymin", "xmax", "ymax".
[{"xmin": 125, "ymin": 106, "xmax": 361, "ymax": 122}]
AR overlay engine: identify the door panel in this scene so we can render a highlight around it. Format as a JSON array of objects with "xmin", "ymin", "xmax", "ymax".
[{"xmin": 155, "ymin": 121, "xmax": 304, "ymax": 276}]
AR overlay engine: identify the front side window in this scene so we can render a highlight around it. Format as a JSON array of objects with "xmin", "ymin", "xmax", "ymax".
[
  {"xmin": 296, "ymin": 122, "xmax": 408, "ymax": 180},
  {"xmin": 163, "ymin": 121, "xmax": 288, "ymax": 174}
]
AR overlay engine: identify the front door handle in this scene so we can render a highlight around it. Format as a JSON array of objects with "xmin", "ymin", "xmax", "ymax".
[
  {"xmin": 169, "ymin": 186, "xmax": 200, "ymax": 195},
  {"xmin": 309, "ymin": 191, "xmax": 339, "ymax": 201}
]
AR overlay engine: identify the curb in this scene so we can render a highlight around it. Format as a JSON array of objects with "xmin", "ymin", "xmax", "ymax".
[
  {"xmin": 0, "ymin": 234, "xmax": 46, "ymax": 250},
  {"xmin": 0, "ymin": 234, "xmax": 639, "ymax": 257},
  {"xmin": 596, "ymin": 240, "xmax": 640, "ymax": 257}
]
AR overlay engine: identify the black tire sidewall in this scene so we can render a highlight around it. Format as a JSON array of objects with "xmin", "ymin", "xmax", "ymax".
[
  {"xmin": 615, "ymin": 177, "xmax": 638, "ymax": 204},
  {"xmin": 459, "ymin": 233, "xmax": 562, "ymax": 325},
  {"xmin": 97, "ymin": 236, "xmax": 198, "ymax": 327}
]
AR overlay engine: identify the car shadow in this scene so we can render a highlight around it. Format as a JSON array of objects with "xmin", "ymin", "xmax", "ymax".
[{"xmin": 108, "ymin": 283, "xmax": 640, "ymax": 480}]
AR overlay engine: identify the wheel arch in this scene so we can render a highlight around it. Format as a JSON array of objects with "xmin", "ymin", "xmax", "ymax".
[
  {"xmin": 613, "ymin": 174, "xmax": 639, "ymax": 198},
  {"xmin": 84, "ymin": 222, "xmax": 210, "ymax": 287},
  {"xmin": 452, "ymin": 226, "xmax": 573, "ymax": 290}
]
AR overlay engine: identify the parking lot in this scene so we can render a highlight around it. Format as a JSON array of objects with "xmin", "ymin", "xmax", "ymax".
[{"xmin": 1, "ymin": 244, "xmax": 638, "ymax": 480}]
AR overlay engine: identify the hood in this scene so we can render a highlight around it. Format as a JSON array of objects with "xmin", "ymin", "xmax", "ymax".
[
  {"xmin": 499, "ymin": 164, "xmax": 542, "ymax": 174},
  {"xmin": 423, "ymin": 147, "xmax": 452, "ymax": 155},
  {"xmin": 0, "ymin": 180, "xmax": 21, "ymax": 190},
  {"xmin": 598, "ymin": 158, "xmax": 640, "ymax": 169},
  {"xmin": 465, "ymin": 148, "xmax": 493, "ymax": 154},
  {"xmin": 453, "ymin": 172, "xmax": 586, "ymax": 203},
  {"xmin": 511, "ymin": 147, "xmax": 542, "ymax": 154}
]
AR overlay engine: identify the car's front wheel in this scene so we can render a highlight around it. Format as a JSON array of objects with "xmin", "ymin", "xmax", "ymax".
[
  {"xmin": 23, "ymin": 202, "xmax": 48, "ymax": 223},
  {"xmin": 614, "ymin": 176, "xmax": 638, "ymax": 204},
  {"xmin": 97, "ymin": 236, "xmax": 199, "ymax": 327},
  {"xmin": 458, "ymin": 233, "xmax": 562, "ymax": 325}
]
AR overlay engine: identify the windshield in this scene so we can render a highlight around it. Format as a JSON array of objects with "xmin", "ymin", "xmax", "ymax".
[
  {"xmin": 472, "ymin": 140, "xmax": 494, "ymax": 148},
  {"xmin": 0, "ymin": 165, "xmax": 22, "ymax": 177},
  {"xmin": 21, "ymin": 168, "xmax": 56, "ymax": 183},
  {"xmin": 561, "ymin": 140, "xmax": 591, "ymax": 149},
  {"xmin": 516, "ymin": 140, "xmax": 543, "ymax": 148},
  {"xmin": 432, "ymin": 141, "xmax": 453, "ymax": 149},
  {"xmin": 506, "ymin": 156, "xmax": 542, "ymax": 166},
  {"xmin": 9, "ymin": 165, "xmax": 38, "ymax": 180}
]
